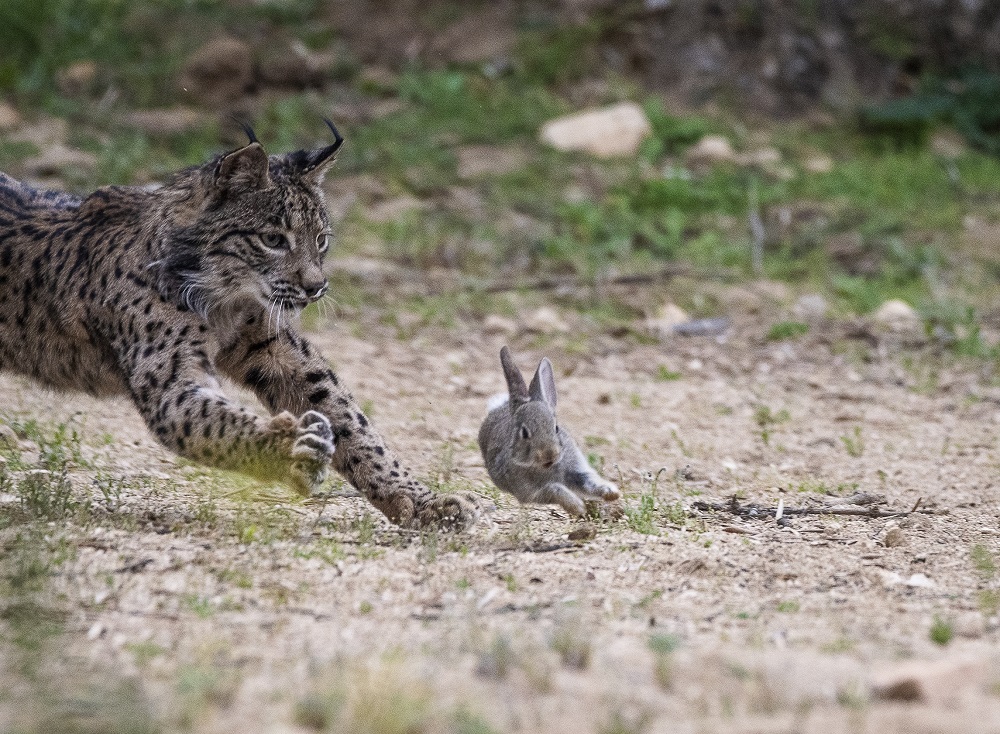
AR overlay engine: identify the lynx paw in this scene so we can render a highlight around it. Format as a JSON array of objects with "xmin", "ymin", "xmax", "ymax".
[
  {"xmin": 289, "ymin": 410, "xmax": 335, "ymax": 494},
  {"xmin": 414, "ymin": 491, "xmax": 482, "ymax": 531}
]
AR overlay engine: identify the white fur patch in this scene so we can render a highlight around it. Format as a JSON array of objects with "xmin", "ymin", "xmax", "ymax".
[{"xmin": 486, "ymin": 392, "xmax": 509, "ymax": 412}]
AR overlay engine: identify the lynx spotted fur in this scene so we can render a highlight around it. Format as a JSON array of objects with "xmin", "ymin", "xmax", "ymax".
[{"xmin": 0, "ymin": 123, "xmax": 477, "ymax": 529}]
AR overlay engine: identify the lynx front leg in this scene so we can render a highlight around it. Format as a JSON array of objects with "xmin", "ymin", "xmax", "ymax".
[
  {"xmin": 122, "ymin": 339, "xmax": 334, "ymax": 491},
  {"xmin": 219, "ymin": 328, "xmax": 480, "ymax": 530}
]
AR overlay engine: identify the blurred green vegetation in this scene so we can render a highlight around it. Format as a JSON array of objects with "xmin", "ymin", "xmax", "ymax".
[
  {"xmin": 0, "ymin": 0, "xmax": 318, "ymax": 105},
  {"xmin": 1, "ymin": 1, "xmax": 1000, "ymax": 346}
]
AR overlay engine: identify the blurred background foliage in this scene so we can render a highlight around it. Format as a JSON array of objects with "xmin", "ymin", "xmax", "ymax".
[{"xmin": 0, "ymin": 0, "xmax": 999, "ymax": 344}]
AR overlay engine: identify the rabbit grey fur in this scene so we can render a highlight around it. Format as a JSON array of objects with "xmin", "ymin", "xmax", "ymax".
[{"xmin": 478, "ymin": 346, "xmax": 620, "ymax": 516}]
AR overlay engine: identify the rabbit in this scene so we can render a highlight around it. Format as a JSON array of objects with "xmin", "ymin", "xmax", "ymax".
[{"xmin": 478, "ymin": 346, "xmax": 620, "ymax": 517}]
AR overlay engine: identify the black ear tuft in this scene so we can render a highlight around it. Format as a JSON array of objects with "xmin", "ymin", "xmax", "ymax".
[
  {"xmin": 279, "ymin": 118, "xmax": 345, "ymax": 184},
  {"xmin": 238, "ymin": 120, "xmax": 259, "ymax": 145},
  {"xmin": 322, "ymin": 117, "xmax": 344, "ymax": 154}
]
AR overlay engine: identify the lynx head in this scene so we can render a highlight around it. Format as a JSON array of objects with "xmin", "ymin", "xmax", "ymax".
[{"xmin": 159, "ymin": 120, "xmax": 343, "ymax": 320}]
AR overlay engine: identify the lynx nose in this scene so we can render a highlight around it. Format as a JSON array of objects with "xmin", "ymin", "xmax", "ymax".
[{"xmin": 304, "ymin": 280, "xmax": 328, "ymax": 301}]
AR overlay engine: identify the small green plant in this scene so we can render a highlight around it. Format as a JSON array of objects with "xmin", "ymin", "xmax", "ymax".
[
  {"xmin": 182, "ymin": 594, "xmax": 214, "ymax": 619},
  {"xmin": 754, "ymin": 406, "xmax": 790, "ymax": 427},
  {"xmin": 840, "ymin": 426, "xmax": 865, "ymax": 457},
  {"xmin": 177, "ymin": 664, "xmax": 239, "ymax": 728},
  {"xmin": 294, "ymin": 689, "xmax": 344, "ymax": 732},
  {"xmin": 929, "ymin": 615, "xmax": 954, "ymax": 646},
  {"xmin": 476, "ymin": 634, "xmax": 515, "ymax": 680},
  {"xmin": 649, "ymin": 635, "xmax": 681, "ymax": 690},
  {"xmin": 452, "ymin": 707, "xmax": 500, "ymax": 734},
  {"xmin": 353, "ymin": 512, "xmax": 377, "ymax": 545},
  {"xmin": 836, "ymin": 680, "xmax": 868, "ymax": 710},
  {"xmin": 979, "ymin": 590, "xmax": 1000, "ymax": 616},
  {"xmin": 821, "ymin": 637, "xmax": 857, "ymax": 654},
  {"xmin": 420, "ymin": 528, "xmax": 439, "ymax": 563},
  {"xmin": 359, "ymin": 601, "xmax": 373, "ymax": 615},
  {"xmin": 16, "ymin": 468, "xmax": 81, "ymax": 520},
  {"xmin": 655, "ymin": 365, "xmax": 682, "ymax": 382},
  {"xmin": 754, "ymin": 405, "xmax": 790, "ymax": 446},
  {"xmin": 503, "ymin": 573, "xmax": 517, "ymax": 593},
  {"xmin": 776, "ymin": 600, "xmax": 800, "ymax": 613},
  {"xmin": 550, "ymin": 619, "xmax": 591, "ymax": 670},
  {"xmin": 629, "ymin": 393, "xmax": 642, "ymax": 408},
  {"xmin": 625, "ymin": 492, "xmax": 658, "ymax": 535},
  {"xmin": 598, "ymin": 710, "xmax": 653, "ymax": 734},
  {"xmin": 661, "ymin": 500, "xmax": 687, "ymax": 527},
  {"xmin": 294, "ymin": 537, "xmax": 346, "ymax": 566},
  {"xmin": 124, "ymin": 641, "xmax": 166, "ymax": 667},
  {"xmin": 767, "ymin": 321, "xmax": 809, "ymax": 341},
  {"xmin": 971, "ymin": 544, "xmax": 996, "ymax": 578},
  {"xmin": 216, "ymin": 568, "xmax": 253, "ymax": 589}
]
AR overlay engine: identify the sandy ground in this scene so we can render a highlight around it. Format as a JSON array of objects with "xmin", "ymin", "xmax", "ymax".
[{"xmin": 2, "ymin": 281, "xmax": 1000, "ymax": 734}]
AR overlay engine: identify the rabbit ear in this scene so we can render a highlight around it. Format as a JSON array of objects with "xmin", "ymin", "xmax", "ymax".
[
  {"xmin": 500, "ymin": 346, "xmax": 529, "ymax": 403},
  {"xmin": 528, "ymin": 357, "xmax": 557, "ymax": 410}
]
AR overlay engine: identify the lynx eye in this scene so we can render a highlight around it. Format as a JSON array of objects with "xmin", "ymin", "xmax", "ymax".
[
  {"xmin": 260, "ymin": 232, "xmax": 289, "ymax": 251},
  {"xmin": 315, "ymin": 231, "xmax": 331, "ymax": 254},
  {"xmin": 518, "ymin": 425, "xmax": 530, "ymax": 440}
]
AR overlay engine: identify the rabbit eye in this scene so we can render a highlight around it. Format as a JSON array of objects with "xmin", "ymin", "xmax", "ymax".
[{"xmin": 518, "ymin": 425, "xmax": 530, "ymax": 440}]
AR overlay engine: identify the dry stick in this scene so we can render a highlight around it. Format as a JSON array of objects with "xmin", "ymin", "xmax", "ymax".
[
  {"xmin": 748, "ymin": 178, "xmax": 765, "ymax": 276},
  {"xmin": 481, "ymin": 263, "xmax": 700, "ymax": 294},
  {"xmin": 692, "ymin": 500, "xmax": 941, "ymax": 520}
]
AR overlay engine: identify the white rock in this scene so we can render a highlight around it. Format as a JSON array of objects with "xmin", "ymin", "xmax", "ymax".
[
  {"xmin": 0, "ymin": 424, "xmax": 17, "ymax": 450},
  {"xmin": 0, "ymin": 102, "xmax": 21, "ymax": 132},
  {"xmin": 686, "ymin": 135, "xmax": 736, "ymax": 164},
  {"xmin": 483, "ymin": 314, "xmax": 517, "ymax": 336},
  {"xmin": 365, "ymin": 196, "xmax": 427, "ymax": 223},
  {"xmin": 645, "ymin": 302, "xmax": 689, "ymax": 337},
  {"xmin": 24, "ymin": 144, "xmax": 97, "ymax": 175},
  {"xmin": 736, "ymin": 147, "xmax": 782, "ymax": 167},
  {"xmin": 523, "ymin": 306, "xmax": 569, "ymax": 334},
  {"xmin": 122, "ymin": 107, "xmax": 205, "ymax": 136},
  {"xmin": 873, "ymin": 299, "xmax": 920, "ymax": 331},
  {"xmin": 539, "ymin": 102, "xmax": 652, "ymax": 158},
  {"xmin": 954, "ymin": 612, "xmax": 986, "ymax": 639},
  {"xmin": 804, "ymin": 155, "xmax": 834, "ymax": 173},
  {"xmin": 875, "ymin": 569, "xmax": 904, "ymax": 587},
  {"xmin": 792, "ymin": 293, "xmax": 828, "ymax": 321},
  {"xmin": 904, "ymin": 572, "xmax": 936, "ymax": 588}
]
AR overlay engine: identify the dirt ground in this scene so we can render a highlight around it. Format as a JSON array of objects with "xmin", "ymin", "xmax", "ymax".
[{"xmin": 2, "ymin": 280, "xmax": 1000, "ymax": 734}]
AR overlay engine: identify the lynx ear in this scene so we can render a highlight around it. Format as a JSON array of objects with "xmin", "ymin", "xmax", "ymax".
[
  {"xmin": 499, "ymin": 346, "xmax": 530, "ymax": 404},
  {"xmin": 528, "ymin": 358, "xmax": 557, "ymax": 410},
  {"xmin": 284, "ymin": 118, "xmax": 344, "ymax": 184},
  {"xmin": 215, "ymin": 142, "xmax": 270, "ymax": 193}
]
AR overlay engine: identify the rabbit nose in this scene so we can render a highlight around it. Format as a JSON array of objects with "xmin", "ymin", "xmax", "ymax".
[{"xmin": 538, "ymin": 448, "xmax": 559, "ymax": 468}]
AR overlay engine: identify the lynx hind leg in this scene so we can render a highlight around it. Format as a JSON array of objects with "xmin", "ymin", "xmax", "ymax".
[
  {"xmin": 415, "ymin": 491, "xmax": 484, "ymax": 530},
  {"xmin": 532, "ymin": 482, "xmax": 587, "ymax": 517},
  {"xmin": 269, "ymin": 410, "xmax": 335, "ymax": 494}
]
